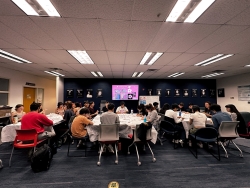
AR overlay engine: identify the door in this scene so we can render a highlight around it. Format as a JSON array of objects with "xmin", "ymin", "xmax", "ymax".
[{"xmin": 23, "ymin": 87, "xmax": 36, "ymax": 112}]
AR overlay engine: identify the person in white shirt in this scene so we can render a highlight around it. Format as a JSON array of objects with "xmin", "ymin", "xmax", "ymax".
[
  {"xmin": 164, "ymin": 103, "xmax": 186, "ymax": 146},
  {"xmin": 189, "ymin": 105, "xmax": 207, "ymax": 134},
  {"xmin": 116, "ymin": 101, "xmax": 129, "ymax": 114},
  {"xmin": 145, "ymin": 104, "xmax": 159, "ymax": 129},
  {"xmin": 189, "ymin": 105, "xmax": 207, "ymax": 148}
]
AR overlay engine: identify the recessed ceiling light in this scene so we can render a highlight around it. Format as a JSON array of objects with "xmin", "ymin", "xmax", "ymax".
[
  {"xmin": 166, "ymin": 0, "xmax": 215, "ymax": 23},
  {"xmin": 185, "ymin": 0, "xmax": 215, "ymax": 23},
  {"xmin": 244, "ymin": 65, "xmax": 250, "ymax": 67},
  {"xmin": 202, "ymin": 72, "xmax": 224, "ymax": 78},
  {"xmin": 0, "ymin": 49, "xmax": 32, "ymax": 63},
  {"xmin": 45, "ymin": 71, "xmax": 64, "ymax": 77},
  {"xmin": 91, "ymin": 71, "xmax": 103, "ymax": 77},
  {"xmin": 195, "ymin": 54, "xmax": 234, "ymax": 66},
  {"xmin": 166, "ymin": 0, "xmax": 191, "ymax": 22},
  {"xmin": 68, "ymin": 50, "xmax": 95, "ymax": 64},
  {"xmin": 12, "ymin": 0, "xmax": 60, "ymax": 17},
  {"xmin": 139, "ymin": 52, "xmax": 163, "ymax": 65},
  {"xmin": 168, "ymin": 72, "xmax": 185, "ymax": 77},
  {"xmin": 132, "ymin": 72, "xmax": 144, "ymax": 78}
]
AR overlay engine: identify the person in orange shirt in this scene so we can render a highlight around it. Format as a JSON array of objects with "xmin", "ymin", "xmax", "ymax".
[{"xmin": 71, "ymin": 108, "xmax": 93, "ymax": 147}]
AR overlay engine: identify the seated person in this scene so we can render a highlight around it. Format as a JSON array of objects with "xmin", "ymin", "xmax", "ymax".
[
  {"xmin": 21, "ymin": 102, "xmax": 55, "ymax": 140},
  {"xmin": 189, "ymin": 105, "xmax": 207, "ymax": 147},
  {"xmin": 137, "ymin": 104, "xmax": 147, "ymax": 117},
  {"xmin": 55, "ymin": 102, "xmax": 64, "ymax": 116},
  {"xmin": 11, "ymin": 104, "xmax": 26, "ymax": 123},
  {"xmin": 159, "ymin": 103, "xmax": 170, "ymax": 114},
  {"xmin": 73, "ymin": 102, "xmax": 81, "ymax": 115},
  {"xmin": 64, "ymin": 102, "xmax": 75, "ymax": 126},
  {"xmin": 210, "ymin": 104, "xmax": 232, "ymax": 130},
  {"xmin": 153, "ymin": 102, "xmax": 159, "ymax": 113},
  {"xmin": 225, "ymin": 104, "xmax": 246, "ymax": 134},
  {"xmin": 186, "ymin": 103, "xmax": 193, "ymax": 113},
  {"xmin": 88, "ymin": 101, "xmax": 99, "ymax": 118},
  {"xmin": 100, "ymin": 103, "xmax": 120, "ymax": 153},
  {"xmin": 145, "ymin": 104, "xmax": 159, "ymax": 129},
  {"xmin": 116, "ymin": 101, "xmax": 129, "ymax": 114},
  {"xmin": 165, "ymin": 103, "xmax": 186, "ymax": 146},
  {"xmin": 102, "ymin": 101, "xmax": 109, "ymax": 112},
  {"xmin": 71, "ymin": 108, "xmax": 93, "ymax": 147},
  {"xmin": 83, "ymin": 101, "xmax": 89, "ymax": 108},
  {"xmin": 204, "ymin": 101, "xmax": 215, "ymax": 118},
  {"xmin": 178, "ymin": 102, "xmax": 185, "ymax": 112}
]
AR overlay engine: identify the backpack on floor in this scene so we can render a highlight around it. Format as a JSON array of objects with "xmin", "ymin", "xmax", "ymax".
[{"xmin": 31, "ymin": 144, "xmax": 52, "ymax": 173}]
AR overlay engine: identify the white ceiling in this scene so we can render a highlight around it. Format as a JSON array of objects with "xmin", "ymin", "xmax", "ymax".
[{"xmin": 1, "ymin": 0, "xmax": 250, "ymax": 79}]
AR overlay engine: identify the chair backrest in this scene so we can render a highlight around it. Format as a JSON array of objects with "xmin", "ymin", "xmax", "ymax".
[
  {"xmin": 160, "ymin": 120, "xmax": 175, "ymax": 132},
  {"xmin": 68, "ymin": 115, "xmax": 76, "ymax": 129},
  {"xmin": 164, "ymin": 116, "xmax": 175, "ymax": 125},
  {"xmin": 134, "ymin": 124, "xmax": 152, "ymax": 142},
  {"xmin": 98, "ymin": 124, "xmax": 119, "ymax": 142},
  {"xmin": 158, "ymin": 113, "xmax": 165, "ymax": 121},
  {"xmin": 240, "ymin": 112, "xmax": 250, "ymax": 127},
  {"xmin": 219, "ymin": 121, "xmax": 239, "ymax": 138},
  {"xmin": 15, "ymin": 129, "xmax": 38, "ymax": 143},
  {"xmin": 195, "ymin": 127, "xmax": 218, "ymax": 139}
]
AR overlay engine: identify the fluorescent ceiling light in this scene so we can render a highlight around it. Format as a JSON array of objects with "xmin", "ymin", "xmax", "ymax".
[
  {"xmin": 140, "ymin": 52, "xmax": 152, "ymax": 65},
  {"xmin": 36, "ymin": 0, "xmax": 60, "ymax": 17},
  {"xmin": 202, "ymin": 72, "xmax": 224, "ymax": 78},
  {"xmin": 139, "ymin": 52, "xmax": 163, "ymax": 65},
  {"xmin": 68, "ymin": 50, "xmax": 95, "ymax": 64},
  {"xmin": 166, "ymin": 0, "xmax": 191, "ymax": 22},
  {"xmin": 244, "ymin": 65, "xmax": 250, "ymax": 67},
  {"xmin": 50, "ymin": 71, "xmax": 65, "ymax": 77},
  {"xmin": 97, "ymin": 72, "xmax": 103, "ymax": 77},
  {"xmin": 195, "ymin": 54, "xmax": 234, "ymax": 66},
  {"xmin": 12, "ymin": 0, "xmax": 60, "ymax": 17},
  {"xmin": 168, "ymin": 72, "xmax": 185, "ymax": 77},
  {"xmin": 0, "ymin": 49, "xmax": 32, "ymax": 63},
  {"xmin": 44, "ymin": 71, "xmax": 64, "ymax": 77},
  {"xmin": 91, "ymin": 72, "xmax": 98, "ymax": 77},
  {"xmin": 185, "ymin": 0, "xmax": 215, "ymax": 23},
  {"xmin": 132, "ymin": 72, "xmax": 138, "ymax": 77},
  {"xmin": 132, "ymin": 72, "xmax": 144, "ymax": 78}
]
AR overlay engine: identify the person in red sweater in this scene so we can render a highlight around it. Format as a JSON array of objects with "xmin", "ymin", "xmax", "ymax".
[{"xmin": 21, "ymin": 102, "xmax": 55, "ymax": 140}]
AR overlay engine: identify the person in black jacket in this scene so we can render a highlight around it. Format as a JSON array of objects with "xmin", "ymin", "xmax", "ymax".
[
  {"xmin": 102, "ymin": 101, "xmax": 109, "ymax": 112},
  {"xmin": 137, "ymin": 104, "xmax": 147, "ymax": 117}
]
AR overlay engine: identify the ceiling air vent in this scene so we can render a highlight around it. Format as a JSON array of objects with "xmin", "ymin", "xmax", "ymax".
[{"xmin": 147, "ymin": 69, "xmax": 159, "ymax": 72}]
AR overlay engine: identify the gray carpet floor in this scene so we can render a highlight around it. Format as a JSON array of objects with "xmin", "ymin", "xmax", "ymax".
[{"xmin": 0, "ymin": 138, "xmax": 250, "ymax": 188}]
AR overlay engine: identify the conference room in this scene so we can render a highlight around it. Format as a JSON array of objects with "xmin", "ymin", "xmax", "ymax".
[{"xmin": 1, "ymin": 0, "xmax": 250, "ymax": 187}]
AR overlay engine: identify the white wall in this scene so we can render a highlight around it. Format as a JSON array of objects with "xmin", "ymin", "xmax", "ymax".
[
  {"xmin": 0, "ymin": 67, "xmax": 56, "ymax": 114},
  {"xmin": 56, "ymin": 76, "xmax": 64, "ymax": 104},
  {"xmin": 217, "ymin": 73, "xmax": 250, "ymax": 112}
]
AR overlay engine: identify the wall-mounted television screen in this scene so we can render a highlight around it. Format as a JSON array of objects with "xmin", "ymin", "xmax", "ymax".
[{"xmin": 112, "ymin": 85, "xmax": 139, "ymax": 100}]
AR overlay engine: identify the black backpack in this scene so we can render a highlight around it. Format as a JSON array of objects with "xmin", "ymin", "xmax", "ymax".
[{"xmin": 31, "ymin": 144, "xmax": 52, "ymax": 173}]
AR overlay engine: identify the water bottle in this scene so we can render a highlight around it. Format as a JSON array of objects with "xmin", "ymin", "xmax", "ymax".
[
  {"xmin": 179, "ymin": 111, "xmax": 182, "ymax": 117},
  {"xmin": 144, "ymin": 115, "xmax": 147, "ymax": 122},
  {"xmin": 131, "ymin": 109, "xmax": 133, "ymax": 114}
]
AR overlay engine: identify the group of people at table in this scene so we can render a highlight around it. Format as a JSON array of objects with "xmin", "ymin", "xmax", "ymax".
[{"xmin": 8, "ymin": 99, "xmax": 245, "ymax": 153}]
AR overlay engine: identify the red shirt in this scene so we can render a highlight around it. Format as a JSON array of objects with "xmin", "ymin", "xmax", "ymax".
[{"xmin": 21, "ymin": 112, "xmax": 53, "ymax": 133}]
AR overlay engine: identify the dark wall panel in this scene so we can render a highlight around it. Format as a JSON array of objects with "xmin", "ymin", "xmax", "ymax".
[{"xmin": 64, "ymin": 78, "xmax": 217, "ymax": 113}]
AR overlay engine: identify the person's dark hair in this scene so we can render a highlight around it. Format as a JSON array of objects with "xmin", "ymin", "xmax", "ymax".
[
  {"xmin": 84, "ymin": 101, "xmax": 89, "ymax": 104},
  {"xmin": 30, "ymin": 102, "xmax": 41, "ymax": 111},
  {"xmin": 171, "ymin": 103, "xmax": 179, "ymax": 110},
  {"xmin": 75, "ymin": 102, "xmax": 81, "ymax": 108},
  {"xmin": 179, "ymin": 102, "xmax": 184, "ymax": 106},
  {"xmin": 15, "ymin": 104, "xmax": 24, "ymax": 111},
  {"xmin": 153, "ymin": 102, "xmax": 159, "ymax": 107},
  {"xmin": 210, "ymin": 104, "xmax": 221, "ymax": 112},
  {"xmin": 225, "ymin": 104, "xmax": 241, "ymax": 115},
  {"xmin": 192, "ymin": 105, "xmax": 200, "ymax": 112},
  {"xmin": 145, "ymin": 103, "xmax": 155, "ymax": 111},
  {"xmin": 79, "ymin": 108, "xmax": 90, "ymax": 115},
  {"xmin": 89, "ymin": 101, "xmax": 94, "ymax": 105},
  {"xmin": 67, "ymin": 102, "xmax": 73, "ymax": 109},
  {"xmin": 137, "ymin": 104, "xmax": 145, "ymax": 110},
  {"xmin": 107, "ymin": 103, "xmax": 115, "ymax": 110},
  {"xmin": 205, "ymin": 101, "xmax": 212, "ymax": 112},
  {"xmin": 57, "ymin": 102, "xmax": 63, "ymax": 108},
  {"xmin": 120, "ymin": 101, "xmax": 125, "ymax": 105},
  {"xmin": 106, "ymin": 101, "xmax": 109, "ymax": 103},
  {"xmin": 159, "ymin": 103, "xmax": 170, "ymax": 114},
  {"xmin": 189, "ymin": 103, "xmax": 193, "ymax": 106}
]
